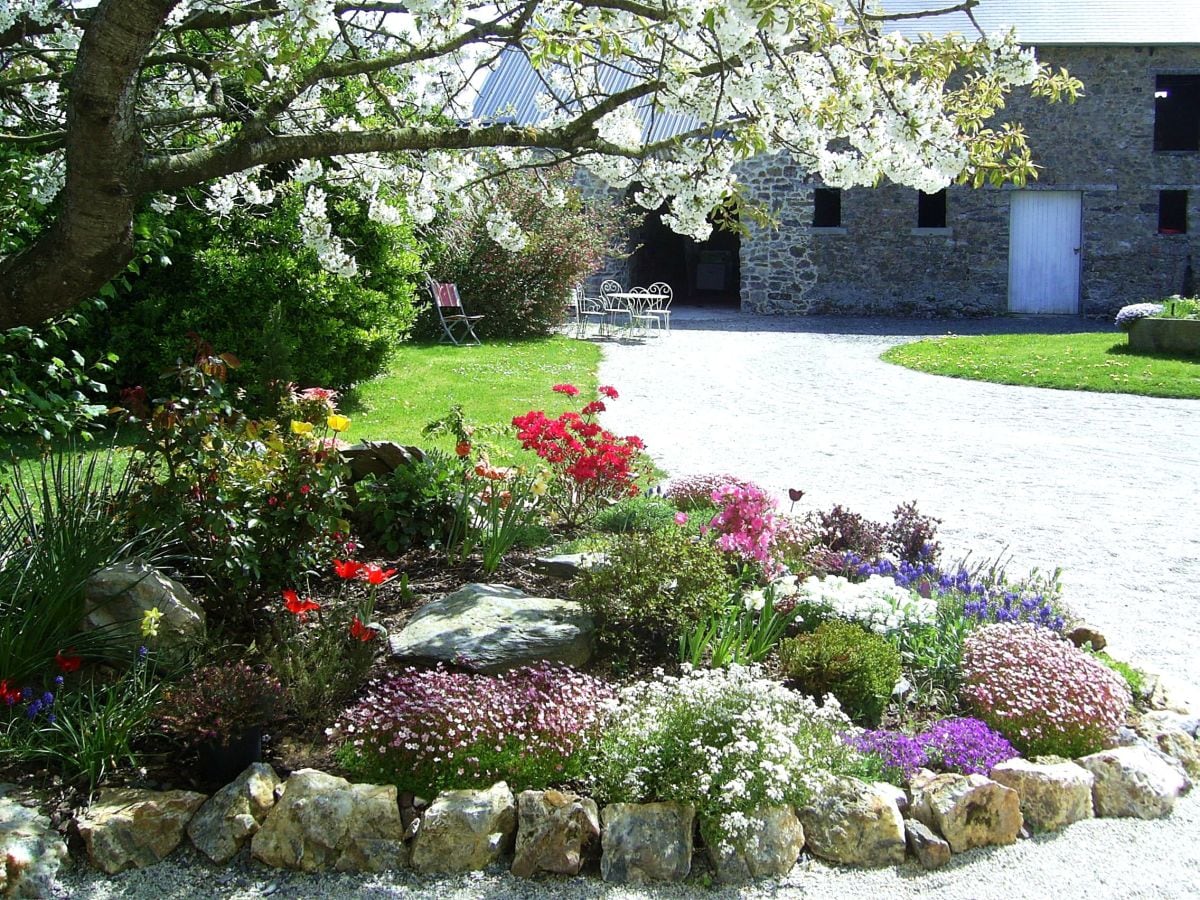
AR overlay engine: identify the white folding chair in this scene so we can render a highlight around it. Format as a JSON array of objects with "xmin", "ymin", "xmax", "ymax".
[
  {"xmin": 599, "ymin": 279, "xmax": 628, "ymax": 336},
  {"xmin": 646, "ymin": 282, "xmax": 673, "ymax": 333},
  {"xmin": 628, "ymin": 286, "xmax": 662, "ymax": 337}
]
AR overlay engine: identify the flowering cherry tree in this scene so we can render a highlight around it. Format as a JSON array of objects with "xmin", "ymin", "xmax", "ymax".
[{"xmin": 0, "ymin": 0, "xmax": 1081, "ymax": 327}]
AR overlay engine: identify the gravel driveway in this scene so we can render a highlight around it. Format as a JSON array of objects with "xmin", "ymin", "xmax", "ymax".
[{"xmin": 59, "ymin": 310, "xmax": 1200, "ymax": 899}]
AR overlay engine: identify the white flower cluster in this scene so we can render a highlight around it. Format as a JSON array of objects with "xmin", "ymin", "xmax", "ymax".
[
  {"xmin": 298, "ymin": 187, "xmax": 359, "ymax": 277},
  {"xmin": 796, "ymin": 574, "xmax": 937, "ymax": 635},
  {"xmin": 591, "ymin": 665, "xmax": 858, "ymax": 854}
]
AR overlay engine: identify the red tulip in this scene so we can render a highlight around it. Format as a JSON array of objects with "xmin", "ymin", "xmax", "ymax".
[
  {"xmin": 333, "ymin": 559, "xmax": 365, "ymax": 580},
  {"xmin": 54, "ymin": 650, "xmax": 82, "ymax": 674},
  {"xmin": 361, "ymin": 565, "xmax": 396, "ymax": 586},
  {"xmin": 350, "ymin": 617, "xmax": 376, "ymax": 642},
  {"xmin": 282, "ymin": 589, "xmax": 321, "ymax": 620}
]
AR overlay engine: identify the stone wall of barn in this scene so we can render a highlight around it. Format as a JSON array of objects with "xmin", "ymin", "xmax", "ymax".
[{"xmin": 737, "ymin": 44, "xmax": 1200, "ymax": 317}]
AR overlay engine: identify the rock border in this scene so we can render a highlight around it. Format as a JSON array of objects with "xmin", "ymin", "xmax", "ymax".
[{"xmin": 56, "ymin": 708, "xmax": 1196, "ymax": 887}]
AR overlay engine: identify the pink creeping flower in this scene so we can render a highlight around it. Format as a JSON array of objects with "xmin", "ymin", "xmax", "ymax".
[
  {"xmin": 674, "ymin": 512, "xmax": 689, "ymax": 526},
  {"xmin": 551, "ymin": 383, "xmax": 580, "ymax": 396}
]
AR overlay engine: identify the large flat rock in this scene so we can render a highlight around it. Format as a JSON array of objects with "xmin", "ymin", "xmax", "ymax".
[{"xmin": 388, "ymin": 584, "xmax": 594, "ymax": 673}]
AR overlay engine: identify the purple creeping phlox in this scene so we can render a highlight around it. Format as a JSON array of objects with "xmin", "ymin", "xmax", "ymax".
[{"xmin": 845, "ymin": 717, "xmax": 1017, "ymax": 781}]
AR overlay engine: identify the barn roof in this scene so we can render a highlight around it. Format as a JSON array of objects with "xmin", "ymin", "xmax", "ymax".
[{"xmin": 472, "ymin": 1, "xmax": 1200, "ymax": 128}]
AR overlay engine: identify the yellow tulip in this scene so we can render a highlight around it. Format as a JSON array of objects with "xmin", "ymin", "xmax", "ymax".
[
  {"xmin": 290, "ymin": 420, "xmax": 314, "ymax": 435},
  {"xmin": 327, "ymin": 414, "xmax": 351, "ymax": 432}
]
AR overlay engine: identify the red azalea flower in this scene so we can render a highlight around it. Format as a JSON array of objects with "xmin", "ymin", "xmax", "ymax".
[
  {"xmin": 333, "ymin": 559, "xmax": 366, "ymax": 580},
  {"xmin": 282, "ymin": 589, "xmax": 321, "ymax": 620},
  {"xmin": 598, "ymin": 385, "xmax": 619, "ymax": 399},
  {"xmin": 551, "ymin": 383, "xmax": 579, "ymax": 396},
  {"xmin": 300, "ymin": 484, "xmax": 311, "ymax": 495},
  {"xmin": 0, "ymin": 680, "xmax": 21, "ymax": 705},
  {"xmin": 361, "ymin": 565, "xmax": 397, "ymax": 586},
  {"xmin": 349, "ymin": 617, "xmax": 376, "ymax": 642},
  {"xmin": 54, "ymin": 649, "xmax": 82, "ymax": 674}
]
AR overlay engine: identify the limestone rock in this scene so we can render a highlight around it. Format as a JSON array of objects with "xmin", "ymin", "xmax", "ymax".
[
  {"xmin": 411, "ymin": 782, "xmax": 516, "ymax": 874},
  {"xmin": 188, "ymin": 763, "xmax": 282, "ymax": 864},
  {"xmin": 600, "ymin": 802, "xmax": 695, "ymax": 883},
  {"xmin": 0, "ymin": 797, "xmax": 68, "ymax": 897},
  {"xmin": 531, "ymin": 553, "xmax": 606, "ymax": 579},
  {"xmin": 1065, "ymin": 623, "xmax": 1106, "ymax": 651},
  {"xmin": 77, "ymin": 788, "xmax": 207, "ymax": 874},
  {"xmin": 1138, "ymin": 710, "xmax": 1200, "ymax": 738},
  {"xmin": 989, "ymin": 759, "xmax": 1094, "ymax": 831},
  {"xmin": 908, "ymin": 772, "xmax": 1022, "ymax": 853},
  {"xmin": 1153, "ymin": 730, "xmax": 1200, "ymax": 778},
  {"xmin": 704, "ymin": 806, "xmax": 804, "ymax": 884},
  {"xmin": 796, "ymin": 777, "xmax": 905, "ymax": 868},
  {"xmin": 903, "ymin": 819, "xmax": 951, "ymax": 870},
  {"xmin": 251, "ymin": 769, "xmax": 407, "ymax": 872},
  {"xmin": 388, "ymin": 583, "xmax": 594, "ymax": 672},
  {"xmin": 84, "ymin": 558, "xmax": 205, "ymax": 652},
  {"xmin": 1078, "ymin": 745, "xmax": 1191, "ymax": 819},
  {"xmin": 511, "ymin": 789, "xmax": 599, "ymax": 878}
]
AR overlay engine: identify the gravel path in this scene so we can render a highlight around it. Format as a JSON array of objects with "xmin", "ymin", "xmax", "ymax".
[{"xmin": 58, "ymin": 310, "xmax": 1200, "ymax": 898}]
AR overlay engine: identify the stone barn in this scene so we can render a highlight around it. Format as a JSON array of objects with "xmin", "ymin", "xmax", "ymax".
[{"xmin": 475, "ymin": 0, "xmax": 1200, "ymax": 316}]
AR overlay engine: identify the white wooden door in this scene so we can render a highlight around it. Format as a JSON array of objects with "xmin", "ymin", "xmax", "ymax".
[{"xmin": 1008, "ymin": 191, "xmax": 1082, "ymax": 314}]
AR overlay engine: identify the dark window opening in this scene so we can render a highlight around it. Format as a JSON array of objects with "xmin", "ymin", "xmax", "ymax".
[
  {"xmin": 813, "ymin": 188, "xmax": 841, "ymax": 227},
  {"xmin": 1154, "ymin": 74, "xmax": 1200, "ymax": 152},
  {"xmin": 918, "ymin": 189, "xmax": 947, "ymax": 228},
  {"xmin": 1159, "ymin": 190, "xmax": 1188, "ymax": 234}
]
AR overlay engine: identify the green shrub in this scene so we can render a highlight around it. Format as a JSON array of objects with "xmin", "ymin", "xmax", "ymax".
[
  {"xmin": 571, "ymin": 529, "xmax": 735, "ymax": 666},
  {"xmin": 80, "ymin": 187, "xmax": 422, "ymax": 412},
  {"xmin": 779, "ymin": 620, "xmax": 901, "ymax": 726},
  {"xmin": 592, "ymin": 495, "xmax": 679, "ymax": 534},
  {"xmin": 422, "ymin": 167, "xmax": 629, "ymax": 339},
  {"xmin": 353, "ymin": 451, "xmax": 460, "ymax": 554}
]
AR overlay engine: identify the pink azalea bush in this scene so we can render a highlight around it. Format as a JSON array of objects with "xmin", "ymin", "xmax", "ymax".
[
  {"xmin": 705, "ymin": 482, "xmax": 782, "ymax": 575},
  {"xmin": 961, "ymin": 623, "xmax": 1131, "ymax": 758},
  {"xmin": 330, "ymin": 663, "xmax": 615, "ymax": 793}
]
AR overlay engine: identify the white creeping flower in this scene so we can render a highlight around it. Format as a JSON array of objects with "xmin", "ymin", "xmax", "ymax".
[{"xmin": 797, "ymin": 574, "xmax": 937, "ymax": 635}]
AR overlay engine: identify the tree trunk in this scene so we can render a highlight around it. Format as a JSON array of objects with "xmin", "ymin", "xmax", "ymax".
[{"xmin": 0, "ymin": 0, "xmax": 176, "ymax": 330}]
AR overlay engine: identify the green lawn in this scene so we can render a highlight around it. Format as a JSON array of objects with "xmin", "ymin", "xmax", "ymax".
[
  {"xmin": 882, "ymin": 332, "xmax": 1200, "ymax": 399},
  {"xmin": 346, "ymin": 337, "xmax": 601, "ymax": 455}
]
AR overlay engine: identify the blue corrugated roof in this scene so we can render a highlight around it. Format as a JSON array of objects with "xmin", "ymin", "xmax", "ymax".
[
  {"xmin": 473, "ymin": 1, "xmax": 1200, "ymax": 141},
  {"xmin": 472, "ymin": 49, "xmax": 702, "ymax": 144}
]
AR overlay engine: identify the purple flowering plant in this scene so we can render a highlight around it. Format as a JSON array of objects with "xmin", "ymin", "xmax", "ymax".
[
  {"xmin": 331, "ymin": 662, "xmax": 616, "ymax": 794},
  {"xmin": 845, "ymin": 717, "xmax": 1018, "ymax": 783},
  {"xmin": 1114, "ymin": 302, "xmax": 1164, "ymax": 331}
]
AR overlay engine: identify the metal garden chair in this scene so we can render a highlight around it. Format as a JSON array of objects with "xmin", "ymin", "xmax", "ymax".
[{"xmin": 427, "ymin": 278, "xmax": 484, "ymax": 346}]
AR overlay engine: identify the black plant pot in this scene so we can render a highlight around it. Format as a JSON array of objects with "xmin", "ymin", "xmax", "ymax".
[{"xmin": 196, "ymin": 726, "xmax": 263, "ymax": 785}]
